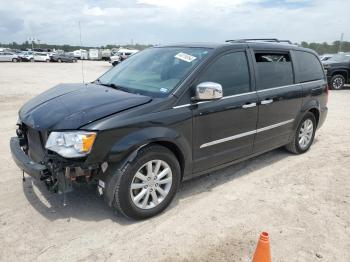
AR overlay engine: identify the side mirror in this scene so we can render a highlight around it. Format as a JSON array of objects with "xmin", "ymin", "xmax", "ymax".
[{"xmin": 194, "ymin": 82, "xmax": 223, "ymax": 101}]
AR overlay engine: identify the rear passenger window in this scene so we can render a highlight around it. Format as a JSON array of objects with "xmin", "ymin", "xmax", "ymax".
[
  {"xmin": 255, "ymin": 52, "xmax": 294, "ymax": 90},
  {"xmin": 295, "ymin": 51, "xmax": 325, "ymax": 82},
  {"xmin": 197, "ymin": 52, "xmax": 250, "ymax": 96}
]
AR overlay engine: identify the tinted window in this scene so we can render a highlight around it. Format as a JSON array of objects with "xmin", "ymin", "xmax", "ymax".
[
  {"xmin": 295, "ymin": 51, "xmax": 326, "ymax": 82},
  {"xmin": 255, "ymin": 52, "xmax": 294, "ymax": 90},
  {"xmin": 197, "ymin": 52, "xmax": 250, "ymax": 96}
]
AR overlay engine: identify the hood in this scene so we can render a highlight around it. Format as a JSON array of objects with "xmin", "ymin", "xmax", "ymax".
[
  {"xmin": 322, "ymin": 60, "xmax": 348, "ymax": 67},
  {"xmin": 19, "ymin": 83, "xmax": 152, "ymax": 130}
]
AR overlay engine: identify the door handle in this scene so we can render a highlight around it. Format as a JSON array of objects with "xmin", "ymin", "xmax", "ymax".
[
  {"xmin": 261, "ymin": 99, "xmax": 273, "ymax": 105},
  {"xmin": 242, "ymin": 102, "xmax": 257, "ymax": 109}
]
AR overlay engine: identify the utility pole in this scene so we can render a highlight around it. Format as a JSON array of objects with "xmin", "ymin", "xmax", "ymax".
[
  {"xmin": 78, "ymin": 21, "xmax": 85, "ymax": 84},
  {"xmin": 339, "ymin": 33, "xmax": 344, "ymax": 53}
]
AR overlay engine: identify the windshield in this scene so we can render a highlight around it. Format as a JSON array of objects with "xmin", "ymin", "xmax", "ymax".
[
  {"xmin": 97, "ymin": 47, "xmax": 212, "ymax": 97},
  {"xmin": 328, "ymin": 54, "xmax": 350, "ymax": 63}
]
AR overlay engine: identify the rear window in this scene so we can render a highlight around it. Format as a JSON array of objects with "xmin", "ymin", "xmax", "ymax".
[
  {"xmin": 254, "ymin": 52, "xmax": 294, "ymax": 90},
  {"xmin": 295, "ymin": 51, "xmax": 325, "ymax": 82}
]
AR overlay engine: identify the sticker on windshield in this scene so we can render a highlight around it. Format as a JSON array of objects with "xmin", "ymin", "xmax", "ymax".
[
  {"xmin": 174, "ymin": 52, "xmax": 197, "ymax": 63},
  {"xmin": 160, "ymin": 88, "xmax": 168, "ymax": 93}
]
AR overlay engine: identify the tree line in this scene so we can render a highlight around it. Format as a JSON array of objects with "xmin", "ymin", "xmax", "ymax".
[
  {"xmin": 300, "ymin": 41, "xmax": 350, "ymax": 54},
  {"xmin": 1, "ymin": 40, "xmax": 349, "ymax": 55}
]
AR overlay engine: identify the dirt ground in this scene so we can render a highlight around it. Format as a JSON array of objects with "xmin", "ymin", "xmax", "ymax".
[{"xmin": 0, "ymin": 61, "xmax": 349, "ymax": 262}]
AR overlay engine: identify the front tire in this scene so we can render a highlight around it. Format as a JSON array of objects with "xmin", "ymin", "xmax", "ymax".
[
  {"xmin": 12, "ymin": 58, "xmax": 17, "ymax": 63},
  {"xmin": 106, "ymin": 145, "xmax": 181, "ymax": 219},
  {"xmin": 58, "ymin": 59, "xmax": 62, "ymax": 63},
  {"xmin": 330, "ymin": 74, "xmax": 345, "ymax": 90},
  {"xmin": 285, "ymin": 112, "xmax": 316, "ymax": 154}
]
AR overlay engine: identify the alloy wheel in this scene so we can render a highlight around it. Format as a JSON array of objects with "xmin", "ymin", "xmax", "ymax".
[
  {"xmin": 298, "ymin": 119, "xmax": 314, "ymax": 149},
  {"xmin": 333, "ymin": 77, "xmax": 344, "ymax": 89},
  {"xmin": 130, "ymin": 160, "xmax": 173, "ymax": 210}
]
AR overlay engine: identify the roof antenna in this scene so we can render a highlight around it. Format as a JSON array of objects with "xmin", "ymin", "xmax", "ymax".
[{"xmin": 78, "ymin": 21, "xmax": 85, "ymax": 84}]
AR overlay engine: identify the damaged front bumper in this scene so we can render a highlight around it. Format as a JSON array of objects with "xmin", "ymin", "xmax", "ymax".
[
  {"xmin": 10, "ymin": 137, "xmax": 48, "ymax": 180},
  {"xmin": 10, "ymin": 136, "xmax": 102, "ymax": 195}
]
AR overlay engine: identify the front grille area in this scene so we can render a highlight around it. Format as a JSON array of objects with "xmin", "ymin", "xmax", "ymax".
[{"xmin": 26, "ymin": 126, "xmax": 46, "ymax": 163}]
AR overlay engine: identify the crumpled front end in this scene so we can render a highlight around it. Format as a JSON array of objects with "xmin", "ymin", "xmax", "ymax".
[{"xmin": 10, "ymin": 121, "xmax": 102, "ymax": 195}]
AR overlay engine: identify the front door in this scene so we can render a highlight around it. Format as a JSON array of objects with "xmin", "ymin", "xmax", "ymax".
[
  {"xmin": 192, "ymin": 50, "xmax": 258, "ymax": 173},
  {"xmin": 252, "ymin": 50, "xmax": 303, "ymax": 152}
]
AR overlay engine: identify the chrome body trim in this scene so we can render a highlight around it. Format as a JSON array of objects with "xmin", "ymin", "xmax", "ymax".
[
  {"xmin": 172, "ymin": 80, "xmax": 326, "ymax": 109},
  {"xmin": 200, "ymin": 119, "xmax": 294, "ymax": 148}
]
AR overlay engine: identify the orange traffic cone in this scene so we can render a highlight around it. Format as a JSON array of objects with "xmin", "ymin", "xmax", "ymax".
[{"xmin": 252, "ymin": 232, "xmax": 271, "ymax": 262}]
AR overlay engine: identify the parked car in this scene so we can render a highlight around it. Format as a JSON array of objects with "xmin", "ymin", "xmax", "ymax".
[
  {"xmin": 0, "ymin": 51, "xmax": 20, "ymax": 62},
  {"xmin": 322, "ymin": 53, "xmax": 350, "ymax": 90},
  {"xmin": 19, "ymin": 51, "xmax": 34, "ymax": 62},
  {"xmin": 33, "ymin": 52, "xmax": 51, "ymax": 62},
  {"xmin": 50, "ymin": 53, "xmax": 77, "ymax": 63},
  {"xmin": 110, "ymin": 49, "xmax": 139, "ymax": 66},
  {"xmin": 10, "ymin": 40, "xmax": 328, "ymax": 219}
]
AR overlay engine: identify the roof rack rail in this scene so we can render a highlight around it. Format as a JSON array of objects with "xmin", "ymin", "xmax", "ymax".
[{"xmin": 226, "ymin": 38, "xmax": 293, "ymax": 44}]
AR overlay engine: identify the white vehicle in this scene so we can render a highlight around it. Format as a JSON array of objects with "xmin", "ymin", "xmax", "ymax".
[
  {"xmin": 33, "ymin": 52, "xmax": 51, "ymax": 62},
  {"xmin": 19, "ymin": 51, "xmax": 34, "ymax": 62},
  {"xmin": 109, "ymin": 48, "xmax": 139, "ymax": 66},
  {"xmin": 89, "ymin": 49, "xmax": 102, "ymax": 60},
  {"xmin": 101, "ymin": 49, "xmax": 112, "ymax": 61},
  {"xmin": 73, "ymin": 49, "xmax": 88, "ymax": 60},
  {"xmin": 0, "ymin": 51, "xmax": 20, "ymax": 62}
]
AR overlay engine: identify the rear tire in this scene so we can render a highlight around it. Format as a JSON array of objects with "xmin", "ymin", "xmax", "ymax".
[
  {"xmin": 46, "ymin": 59, "xmax": 50, "ymax": 63},
  {"xmin": 285, "ymin": 112, "xmax": 316, "ymax": 154},
  {"xmin": 12, "ymin": 58, "xmax": 17, "ymax": 63},
  {"xmin": 58, "ymin": 59, "xmax": 62, "ymax": 63},
  {"xmin": 30, "ymin": 58, "xmax": 34, "ymax": 62},
  {"xmin": 330, "ymin": 74, "xmax": 345, "ymax": 90},
  {"xmin": 105, "ymin": 145, "xmax": 181, "ymax": 219}
]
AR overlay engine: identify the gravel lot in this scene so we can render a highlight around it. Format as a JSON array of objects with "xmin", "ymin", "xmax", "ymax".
[{"xmin": 0, "ymin": 61, "xmax": 349, "ymax": 262}]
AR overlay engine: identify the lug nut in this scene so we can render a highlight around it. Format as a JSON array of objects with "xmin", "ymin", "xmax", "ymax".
[
  {"xmin": 150, "ymin": 188, "xmax": 153, "ymax": 192},
  {"xmin": 147, "ymin": 177, "xmax": 151, "ymax": 181},
  {"xmin": 155, "ymin": 183, "xmax": 158, "ymax": 187},
  {"xmin": 154, "ymin": 176, "xmax": 157, "ymax": 180},
  {"xmin": 144, "ymin": 185, "xmax": 148, "ymax": 189}
]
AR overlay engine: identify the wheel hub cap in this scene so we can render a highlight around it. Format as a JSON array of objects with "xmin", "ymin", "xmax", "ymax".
[{"xmin": 130, "ymin": 160, "xmax": 172, "ymax": 210}]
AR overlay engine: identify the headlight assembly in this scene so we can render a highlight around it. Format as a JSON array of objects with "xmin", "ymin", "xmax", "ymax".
[{"xmin": 45, "ymin": 131, "xmax": 96, "ymax": 158}]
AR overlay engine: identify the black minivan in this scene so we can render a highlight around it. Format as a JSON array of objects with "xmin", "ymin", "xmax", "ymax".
[{"xmin": 11, "ymin": 39, "xmax": 328, "ymax": 219}]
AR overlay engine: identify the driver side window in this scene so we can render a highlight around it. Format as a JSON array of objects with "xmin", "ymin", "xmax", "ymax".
[{"xmin": 197, "ymin": 51, "xmax": 251, "ymax": 96}]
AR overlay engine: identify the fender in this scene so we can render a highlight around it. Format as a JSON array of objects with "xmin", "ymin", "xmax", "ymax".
[
  {"xmin": 293, "ymin": 99, "xmax": 320, "ymax": 131},
  {"xmin": 99, "ymin": 127, "xmax": 191, "ymax": 207},
  {"xmin": 105, "ymin": 126, "xmax": 191, "ymax": 174},
  {"xmin": 330, "ymin": 69, "xmax": 348, "ymax": 79}
]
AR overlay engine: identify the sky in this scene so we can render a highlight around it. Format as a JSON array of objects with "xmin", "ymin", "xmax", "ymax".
[{"xmin": 0, "ymin": 0, "xmax": 349, "ymax": 46}]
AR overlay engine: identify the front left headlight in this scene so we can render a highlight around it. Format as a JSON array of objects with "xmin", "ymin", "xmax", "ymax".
[{"xmin": 45, "ymin": 131, "xmax": 97, "ymax": 158}]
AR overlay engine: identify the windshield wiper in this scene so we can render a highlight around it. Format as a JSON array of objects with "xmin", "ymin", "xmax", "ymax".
[{"xmin": 97, "ymin": 81, "xmax": 132, "ymax": 93}]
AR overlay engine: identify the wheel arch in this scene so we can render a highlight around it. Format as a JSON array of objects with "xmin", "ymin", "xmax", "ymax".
[
  {"xmin": 99, "ymin": 129, "xmax": 190, "ymax": 208},
  {"xmin": 295, "ymin": 100, "xmax": 321, "ymax": 130},
  {"xmin": 92, "ymin": 127, "xmax": 191, "ymax": 180},
  {"xmin": 332, "ymin": 70, "xmax": 348, "ymax": 81},
  {"xmin": 308, "ymin": 107, "xmax": 320, "ymax": 127}
]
